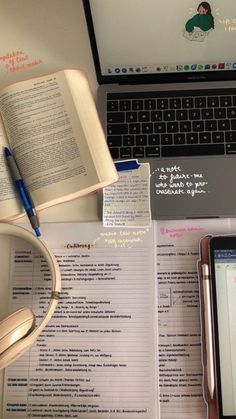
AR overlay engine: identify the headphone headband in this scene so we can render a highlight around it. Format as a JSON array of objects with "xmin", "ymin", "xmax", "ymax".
[{"xmin": 0, "ymin": 222, "xmax": 61, "ymax": 369}]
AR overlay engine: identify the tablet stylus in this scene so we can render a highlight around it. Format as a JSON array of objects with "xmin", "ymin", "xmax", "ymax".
[{"xmin": 202, "ymin": 263, "xmax": 215, "ymax": 400}]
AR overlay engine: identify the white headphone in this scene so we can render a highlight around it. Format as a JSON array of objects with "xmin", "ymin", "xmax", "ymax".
[{"xmin": 0, "ymin": 222, "xmax": 61, "ymax": 369}]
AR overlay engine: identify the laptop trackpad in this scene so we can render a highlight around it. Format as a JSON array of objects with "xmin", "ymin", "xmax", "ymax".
[{"xmin": 147, "ymin": 156, "xmax": 236, "ymax": 219}]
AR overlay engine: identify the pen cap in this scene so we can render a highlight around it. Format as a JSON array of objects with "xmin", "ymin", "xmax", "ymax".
[{"xmin": 0, "ymin": 223, "xmax": 61, "ymax": 369}]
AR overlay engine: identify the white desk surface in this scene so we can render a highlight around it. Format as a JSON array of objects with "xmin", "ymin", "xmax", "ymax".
[
  {"xmin": 0, "ymin": 0, "xmax": 98, "ymax": 412},
  {"xmin": 0, "ymin": 3, "xmax": 233, "ymax": 417}
]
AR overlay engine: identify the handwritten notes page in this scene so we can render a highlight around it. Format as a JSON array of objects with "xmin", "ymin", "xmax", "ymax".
[
  {"xmin": 103, "ymin": 163, "xmax": 151, "ymax": 228},
  {"xmin": 3, "ymin": 223, "xmax": 158, "ymax": 419},
  {"xmin": 156, "ymin": 218, "xmax": 234, "ymax": 419}
]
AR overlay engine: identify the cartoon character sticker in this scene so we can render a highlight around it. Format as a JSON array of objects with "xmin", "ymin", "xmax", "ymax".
[{"xmin": 184, "ymin": 2, "xmax": 214, "ymax": 42}]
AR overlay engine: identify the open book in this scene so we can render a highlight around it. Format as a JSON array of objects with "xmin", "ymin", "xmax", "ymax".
[{"xmin": 0, "ymin": 69, "xmax": 118, "ymax": 221}]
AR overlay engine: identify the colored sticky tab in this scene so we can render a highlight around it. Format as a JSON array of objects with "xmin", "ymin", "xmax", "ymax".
[{"xmin": 115, "ymin": 159, "xmax": 140, "ymax": 172}]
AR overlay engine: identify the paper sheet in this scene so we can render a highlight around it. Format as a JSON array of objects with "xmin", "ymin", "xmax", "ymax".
[
  {"xmin": 0, "ymin": 1, "xmax": 92, "ymax": 87},
  {"xmin": 3, "ymin": 222, "xmax": 158, "ymax": 419},
  {"xmin": 156, "ymin": 218, "xmax": 235, "ymax": 418},
  {"xmin": 3, "ymin": 218, "xmax": 236, "ymax": 419}
]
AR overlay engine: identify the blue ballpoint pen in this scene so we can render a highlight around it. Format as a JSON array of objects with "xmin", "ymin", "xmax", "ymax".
[{"xmin": 4, "ymin": 147, "xmax": 41, "ymax": 237}]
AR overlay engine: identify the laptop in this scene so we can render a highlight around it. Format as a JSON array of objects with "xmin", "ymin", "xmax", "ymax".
[{"xmin": 83, "ymin": 0, "xmax": 236, "ymax": 219}]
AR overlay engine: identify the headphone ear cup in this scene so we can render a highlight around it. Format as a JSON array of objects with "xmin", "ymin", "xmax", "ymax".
[{"xmin": 0, "ymin": 308, "xmax": 35, "ymax": 355}]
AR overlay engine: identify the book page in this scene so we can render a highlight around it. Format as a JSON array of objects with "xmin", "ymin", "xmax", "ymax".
[
  {"xmin": 0, "ymin": 70, "xmax": 114, "ymax": 211},
  {"xmin": 3, "ymin": 222, "xmax": 158, "ymax": 419},
  {"xmin": 64, "ymin": 70, "xmax": 117, "ymax": 186},
  {"xmin": 156, "ymin": 218, "xmax": 233, "ymax": 419},
  {"xmin": 0, "ymin": 123, "xmax": 23, "ymax": 220}
]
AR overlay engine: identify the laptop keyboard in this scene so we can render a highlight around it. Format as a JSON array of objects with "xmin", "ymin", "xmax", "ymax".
[{"xmin": 106, "ymin": 88, "xmax": 236, "ymax": 159}]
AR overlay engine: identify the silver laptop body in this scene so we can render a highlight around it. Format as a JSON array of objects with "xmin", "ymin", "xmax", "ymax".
[{"xmin": 83, "ymin": 0, "xmax": 236, "ymax": 219}]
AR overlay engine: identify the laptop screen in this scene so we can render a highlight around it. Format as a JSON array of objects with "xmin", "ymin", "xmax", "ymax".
[{"xmin": 84, "ymin": 0, "xmax": 236, "ymax": 84}]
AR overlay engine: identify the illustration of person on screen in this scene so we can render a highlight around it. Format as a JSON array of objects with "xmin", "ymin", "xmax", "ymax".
[
  {"xmin": 186, "ymin": 2, "xmax": 214, "ymax": 32},
  {"xmin": 184, "ymin": 2, "xmax": 214, "ymax": 41}
]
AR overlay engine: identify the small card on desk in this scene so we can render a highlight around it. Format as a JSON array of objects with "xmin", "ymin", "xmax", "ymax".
[{"xmin": 102, "ymin": 160, "xmax": 151, "ymax": 228}]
